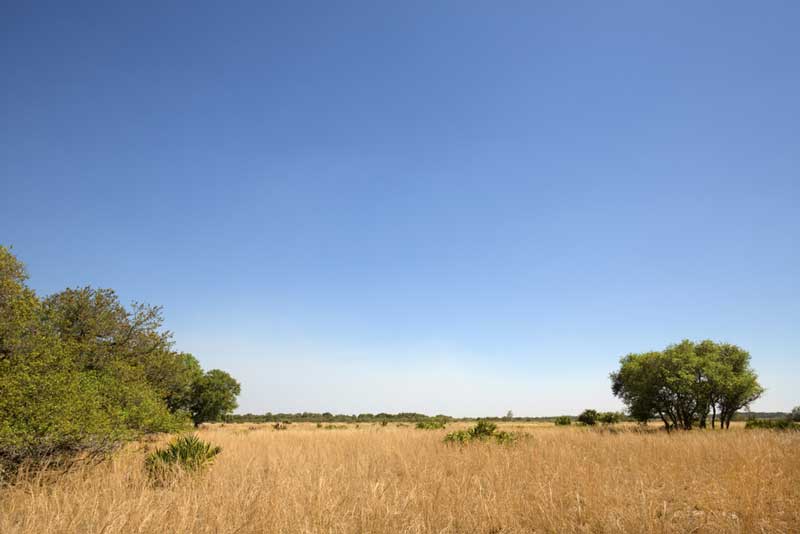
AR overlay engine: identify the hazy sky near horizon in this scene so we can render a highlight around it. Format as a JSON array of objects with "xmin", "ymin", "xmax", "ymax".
[{"xmin": 2, "ymin": 2, "xmax": 798, "ymax": 416}]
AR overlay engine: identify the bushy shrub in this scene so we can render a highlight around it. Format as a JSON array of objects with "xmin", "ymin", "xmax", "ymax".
[
  {"xmin": 443, "ymin": 421, "xmax": 519, "ymax": 445},
  {"xmin": 470, "ymin": 420, "xmax": 497, "ymax": 438},
  {"xmin": 493, "ymin": 430, "xmax": 518, "ymax": 444},
  {"xmin": 416, "ymin": 420, "xmax": 446, "ymax": 430},
  {"xmin": 145, "ymin": 435, "xmax": 221, "ymax": 483},
  {"xmin": 554, "ymin": 416, "xmax": 572, "ymax": 426},
  {"xmin": 443, "ymin": 430, "xmax": 472, "ymax": 444},
  {"xmin": 745, "ymin": 419, "xmax": 799, "ymax": 430},
  {"xmin": 598, "ymin": 412, "xmax": 622, "ymax": 425},
  {"xmin": 577, "ymin": 409, "xmax": 599, "ymax": 426}
]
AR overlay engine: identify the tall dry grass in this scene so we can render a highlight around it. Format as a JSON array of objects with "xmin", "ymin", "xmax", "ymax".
[{"xmin": 1, "ymin": 423, "xmax": 798, "ymax": 533}]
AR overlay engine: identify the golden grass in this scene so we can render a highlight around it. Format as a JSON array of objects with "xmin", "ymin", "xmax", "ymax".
[{"xmin": 1, "ymin": 423, "xmax": 798, "ymax": 533}]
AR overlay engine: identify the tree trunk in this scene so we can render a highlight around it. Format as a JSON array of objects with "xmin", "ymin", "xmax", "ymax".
[
  {"xmin": 711, "ymin": 405, "xmax": 716, "ymax": 429},
  {"xmin": 659, "ymin": 413, "xmax": 670, "ymax": 432}
]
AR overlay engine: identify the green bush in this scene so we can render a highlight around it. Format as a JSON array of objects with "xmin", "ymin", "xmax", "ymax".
[
  {"xmin": 443, "ymin": 421, "xmax": 519, "ymax": 445},
  {"xmin": 554, "ymin": 416, "xmax": 572, "ymax": 426},
  {"xmin": 598, "ymin": 412, "xmax": 622, "ymax": 425},
  {"xmin": 577, "ymin": 409, "xmax": 599, "ymax": 426},
  {"xmin": 492, "ymin": 430, "xmax": 518, "ymax": 444},
  {"xmin": 745, "ymin": 419, "xmax": 799, "ymax": 430},
  {"xmin": 470, "ymin": 420, "xmax": 497, "ymax": 438},
  {"xmin": 416, "ymin": 420, "xmax": 446, "ymax": 430},
  {"xmin": 145, "ymin": 435, "xmax": 221, "ymax": 483},
  {"xmin": 442, "ymin": 430, "xmax": 471, "ymax": 444}
]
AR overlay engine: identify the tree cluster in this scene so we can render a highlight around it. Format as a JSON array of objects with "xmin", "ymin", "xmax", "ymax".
[
  {"xmin": 0, "ymin": 246, "xmax": 240, "ymax": 477},
  {"xmin": 611, "ymin": 340, "xmax": 763, "ymax": 430},
  {"xmin": 577, "ymin": 409, "xmax": 623, "ymax": 426}
]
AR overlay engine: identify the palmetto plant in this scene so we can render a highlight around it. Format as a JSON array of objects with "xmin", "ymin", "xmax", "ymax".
[{"xmin": 145, "ymin": 434, "xmax": 221, "ymax": 482}]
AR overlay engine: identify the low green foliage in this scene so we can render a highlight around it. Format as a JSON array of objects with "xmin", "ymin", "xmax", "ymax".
[
  {"xmin": 745, "ymin": 419, "xmax": 799, "ymax": 430},
  {"xmin": 416, "ymin": 420, "xmax": 446, "ymax": 430},
  {"xmin": 443, "ymin": 420, "xmax": 520, "ymax": 445},
  {"xmin": 554, "ymin": 416, "xmax": 572, "ymax": 426},
  {"xmin": 442, "ymin": 430, "xmax": 472, "ymax": 444},
  {"xmin": 145, "ymin": 435, "xmax": 222, "ymax": 483}
]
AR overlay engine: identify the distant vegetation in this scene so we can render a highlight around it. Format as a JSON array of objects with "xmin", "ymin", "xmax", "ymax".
[
  {"xmin": 745, "ymin": 419, "xmax": 799, "ymax": 431},
  {"xmin": 0, "ymin": 246, "xmax": 240, "ymax": 479}
]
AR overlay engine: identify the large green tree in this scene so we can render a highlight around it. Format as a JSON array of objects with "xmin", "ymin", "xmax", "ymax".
[
  {"xmin": 0, "ymin": 246, "xmax": 240, "ymax": 478},
  {"xmin": 611, "ymin": 339, "xmax": 763, "ymax": 430},
  {"xmin": 189, "ymin": 369, "xmax": 241, "ymax": 426}
]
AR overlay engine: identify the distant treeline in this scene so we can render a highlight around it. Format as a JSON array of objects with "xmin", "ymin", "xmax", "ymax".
[
  {"xmin": 224, "ymin": 411, "xmax": 790, "ymax": 424},
  {"xmin": 732, "ymin": 411, "xmax": 791, "ymax": 421},
  {"xmin": 224, "ymin": 412, "xmax": 617, "ymax": 424}
]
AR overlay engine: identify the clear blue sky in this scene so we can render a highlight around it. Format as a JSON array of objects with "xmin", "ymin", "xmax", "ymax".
[{"xmin": 2, "ymin": 2, "xmax": 798, "ymax": 416}]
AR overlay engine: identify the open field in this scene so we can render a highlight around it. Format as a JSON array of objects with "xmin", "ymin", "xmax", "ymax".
[{"xmin": 1, "ymin": 423, "xmax": 798, "ymax": 533}]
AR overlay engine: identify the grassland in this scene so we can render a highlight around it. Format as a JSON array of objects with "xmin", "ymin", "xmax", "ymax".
[{"xmin": 1, "ymin": 422, "xmax": 798, "ymax": 533}]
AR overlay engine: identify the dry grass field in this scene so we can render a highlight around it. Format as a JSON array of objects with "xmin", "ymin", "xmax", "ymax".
[{"xmin": 1, "ymin": 422, "xmax": 798, "ymax": 533}]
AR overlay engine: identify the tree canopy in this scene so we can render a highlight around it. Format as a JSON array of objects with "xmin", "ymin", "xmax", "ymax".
[
  {"xmin": 611, "ymin": 339, "xmax": 763, "ymax": 430},
  {"xmin": 0, "ymin": 246, "xmax": 240, "ymax": 478}
]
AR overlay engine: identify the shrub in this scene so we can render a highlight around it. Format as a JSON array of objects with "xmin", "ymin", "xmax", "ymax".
[
  {"xmin": 745, "ymin": 419, "xmax": 799, "ymax": 430},
  {"xmin": 145, "ymin": 435, "xmax": 221, "ymax": 483},
  {"xmin": 470, "ymin": 420, "xmax": 497, "ymax": 438},
  {"xmin": 554, "ymin": 416, "xmax": 572, "ymax": 426},
  {"xmin": 416, "ymin": 420, "xmax": 446, "ymax": 430},
  {"xmin": 443, "ymin": 421, "xmax": 520, "ymax": 445},
  {"xmin": 493, "ymin": 430, "xmax": 518, "ymax": 444},
  {"xmin": 598, "ymin": 412, "xmax": 622, "ymax": 425},
  {"xmin": 443, "ymin": 430, "xmax": 472, "ymax": 444},
  {"xmin": 578, "ymin": 409, "xmax": 599, "ymax": 426}
]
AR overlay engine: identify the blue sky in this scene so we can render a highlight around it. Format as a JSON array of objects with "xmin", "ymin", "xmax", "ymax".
[{"xmin": 2, "ymin": 2, "xmax": 798, "ymax": 415}]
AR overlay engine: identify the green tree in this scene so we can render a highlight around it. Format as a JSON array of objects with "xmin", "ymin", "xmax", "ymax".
[
  {"xmin": 0, "ymin": 246, "xmax": 238, "ymax": 478},
  {"xmin": 611, "ymin": 339, "xmax": 763, "ymax": 430},
  {"xmin": 791, "ymin": 406, "xmax": 800, "ymax": 423},
  {"xmin": 577, "ymin": 409, "xmax": 598, "ymax": 425},
  {"xmin": 715, "ymin": 343, "xmax": 764, "ymax": 429},
  {"xmin": 598, "ymin": 411, "xmax": 622, "ymax": 424},
  {"xmin": 189, "ymin": 369, "xmax": 241, "ymax": 426}
]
